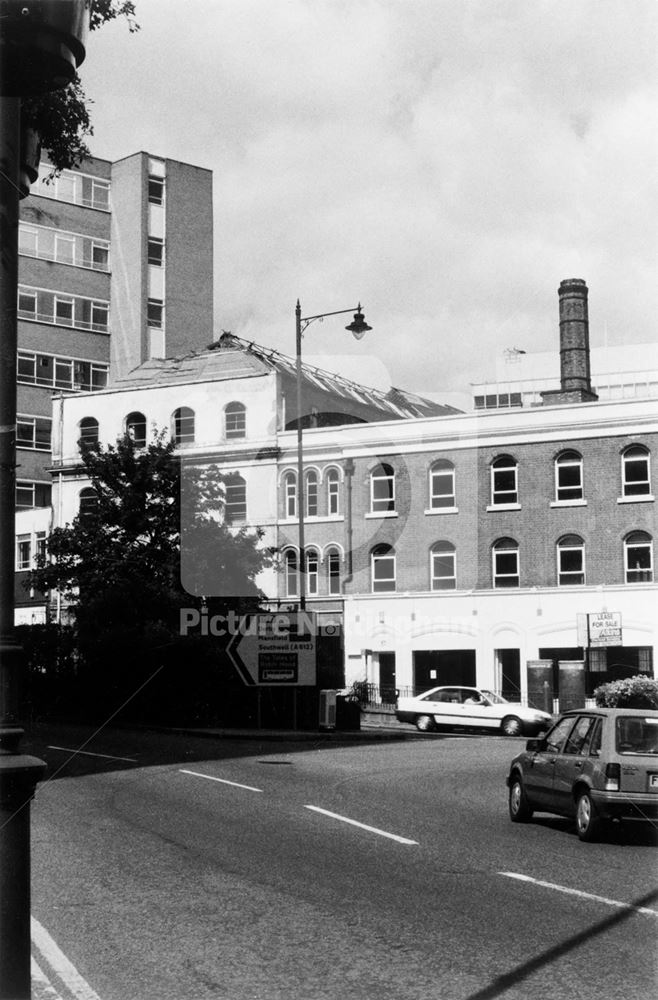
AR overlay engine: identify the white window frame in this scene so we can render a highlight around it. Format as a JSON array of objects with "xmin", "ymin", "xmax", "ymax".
[
  {"xmin": 225, "ymin": 402, "xmax": 246, "ymax": 440},
  {"xmin": 173, "ymin": 407, "xmax": 195, "ymax": 444},
  {"xmin": 284, "ymin": 472, "xmax": 297, "ymax": 518},
  {"xmin": 624, "ymin": 534, "xmax": 653, "ymax": 583},
  {"xmin": 431, "ymin": 543, "xmax": 456, "ymax": 590},
  {"xmin": 555, "ymin": 452, "xmax": 583, "ymax": 503},
  {"xmin": 371, "ymin": 547, "xmax": 396, "ymax": 592},
  {"xmin": 622, "ymin": 446, "xmax": 651, "ymax": 498},
  {"xmin": 370, "ymin": 464, "xmax": 395, "ymax": 514},
  {"xmin": 16, "ymin": 535, "xmax": 31, "ymax": 571},
  {"xmin": 327, "ymin": 549, "xmax": 341, "ymax": 594},
  {"xmin": 327, "ymin": 469, "xmax": 340, "ymax": 516},
  {"xmin": 430, "ymin": 461, "xmax": 456, "ymax": 509},
  {"xmin": 306, "ymin": 470, "xmax": 318, "ymax": 517},
  {"xmin": 557, "ymin": 537, "xmax": 585, "ymax": 586},
  {"xmin": 491, "ymin": 457, "xmax": 518, "ymax": 506},
  {"xmin": 284, "ymin": 550, "xmax": 298, "ymax": 598},
  {"xmin": 492, "ymin": 540, "xmax": 520, "ymax": 588},
  {"xmin": 307, "ymin": 549, "xmax": 319, "ymax": 596}
]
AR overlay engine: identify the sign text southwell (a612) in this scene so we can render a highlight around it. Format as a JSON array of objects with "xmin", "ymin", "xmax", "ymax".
[{"xmin": 226, "ymin": 613, "xmax": 318, "ymax": 686}]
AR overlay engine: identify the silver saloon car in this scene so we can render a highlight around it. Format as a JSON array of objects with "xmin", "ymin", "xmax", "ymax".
[
  {"xmin": 395, "ymin": 686, "xmax": 552, "ymax": 736},
  {"xmin": 507, "ymin": 707, "xmax": 658, "ymax": 840}
]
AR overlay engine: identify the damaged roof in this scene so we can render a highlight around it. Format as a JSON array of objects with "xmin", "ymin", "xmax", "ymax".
[{"xmin": 113, "ymin": 332, "xmax": 460, "ymax": 419}]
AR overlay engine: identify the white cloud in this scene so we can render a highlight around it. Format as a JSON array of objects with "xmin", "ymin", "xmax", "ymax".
[{"xmin": 82, "ymin": 0, "xmax": 658, "ymax": 394}]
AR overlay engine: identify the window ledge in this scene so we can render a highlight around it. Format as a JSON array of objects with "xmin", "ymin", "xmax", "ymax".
[
  {"xmin": 365, "ymin": 511, "xmax": 398, "ymax": 519},
  {"xmin": 550, "ymin": 499, "xmax": 587, "ymax": 508},
  {"xmin": 617, "ymin": 494, "xmax": 654, "ymax": 504},
  {"xmin": 486, "ymin": 503, "xmax": 521, "ymax": 512},
  {"xmin": 424, "ymin": 506, "xmax": 458, "ymax": 515}
]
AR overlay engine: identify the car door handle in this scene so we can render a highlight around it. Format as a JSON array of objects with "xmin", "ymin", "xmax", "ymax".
[{"xmin": 574, "ymin": 761, "xmax": 583, "ymax": 769}]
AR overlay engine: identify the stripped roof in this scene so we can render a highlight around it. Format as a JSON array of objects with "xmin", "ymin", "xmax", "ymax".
[{"xmin": 113, "ymin": 333, "xmax": 460, "ymax": 419}]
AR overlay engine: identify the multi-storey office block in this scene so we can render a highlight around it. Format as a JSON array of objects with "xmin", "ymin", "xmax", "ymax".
[{"xmin": 15, "ymin": 152, "xmax": 213, "ymax": 621}]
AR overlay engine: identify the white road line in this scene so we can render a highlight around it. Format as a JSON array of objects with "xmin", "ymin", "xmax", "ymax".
[
  {"xmin": 304, "ymin": 805, "xmax": 418, "ymax": 844},
  {"xmin": 32, "ymin": 918, "xmax": 103, "ymax": 1000},
  {"xmin": 499, "ymin": 872, "xmax": 658, "ymax": 917},
  {"xmin": 180, "ymin": 769, "xmax": 263, "ymax": 792},
  {"xmin": 31, "ymin": 957, "xmax": 63, "ymax": 1000},
  {"xmin": 48, "ymin": 746, "xmax": 137, "ymax": 763}
]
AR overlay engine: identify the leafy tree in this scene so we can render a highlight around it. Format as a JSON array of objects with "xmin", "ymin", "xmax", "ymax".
[
  {"xmin": 27, "ymin": 433, "xmax": 272, "ymax": 721},
  {"xmin": 22, "ymin": 1, "xmax": 139, "ymax": 173}
]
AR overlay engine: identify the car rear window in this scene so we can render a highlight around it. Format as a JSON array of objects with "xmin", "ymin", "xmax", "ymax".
[{"xmin": 615, "ymin": 717, "xmax": 658, "ymax": 755}]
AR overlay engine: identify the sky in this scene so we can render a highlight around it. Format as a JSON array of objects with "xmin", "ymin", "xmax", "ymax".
[{"xmin": 79, "ymin": 0, "xmax": 657, "ymax": 401}]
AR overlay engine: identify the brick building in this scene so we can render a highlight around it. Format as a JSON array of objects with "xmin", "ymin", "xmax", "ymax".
[
  {"xmin": 42, "ymin": 280, "xmax": 657, "ymax": 706},
  {"xmin": 15, "ymin": 151, "xmax": 214, "ymax": 622}
]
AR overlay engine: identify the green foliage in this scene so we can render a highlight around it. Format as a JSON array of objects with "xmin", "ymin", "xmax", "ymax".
[
  {"xmin": 593, "ymin": 675, "xmax": 658, "ymax": 709},
  {"xmin": 26, "ymin": 433, "xmax": 271, "ymax": 721},
  {"xmin": 21, "ymin": 1, "xmax": 139, "ymax": 174}
]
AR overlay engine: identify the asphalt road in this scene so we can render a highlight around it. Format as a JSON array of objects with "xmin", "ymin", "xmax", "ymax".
[{"xmin": 24, "ymin": 724, "xmax": 658, "ymax": 1000}]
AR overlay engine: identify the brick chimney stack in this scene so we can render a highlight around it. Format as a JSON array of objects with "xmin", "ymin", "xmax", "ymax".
[{"xmin": 541, "ymin": 278, "xmax": 598, "ymax": 405}]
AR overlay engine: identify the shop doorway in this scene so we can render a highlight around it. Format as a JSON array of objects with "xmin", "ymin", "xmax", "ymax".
[
  {"xmin": 495, "ymin": 649, "xmax": 521, "ymax": 701},
  {"xmin": 378, "ymin": 652, "xmax": 397, "ymax": 703},
  {"xmin": 413, "ymin": 650, "xmax": 476, "ymax": 693}
]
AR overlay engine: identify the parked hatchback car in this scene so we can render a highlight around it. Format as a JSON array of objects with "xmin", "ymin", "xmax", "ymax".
[
  {"xmin": 395, "ymin": 686, "xmax": 552, "ymax": 736},
  {"xmin": 507, "ymin": 707, "xmax": 658, "ymax": 841}
]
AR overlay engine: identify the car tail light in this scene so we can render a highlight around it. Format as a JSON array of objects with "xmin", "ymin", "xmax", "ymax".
[{"xmin": 605, "ymin": 763, "xmax": 621, "ymax": 791}]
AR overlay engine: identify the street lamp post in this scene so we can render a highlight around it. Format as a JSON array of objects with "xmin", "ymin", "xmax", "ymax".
[{"xmin": 294, "ymin": 301, "xmax": 371, "ymax": 611}]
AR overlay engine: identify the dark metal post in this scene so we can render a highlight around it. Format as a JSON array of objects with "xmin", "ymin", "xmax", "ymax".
[
  {"xmin": 0, "ymin": 96, "xmax": 47, "ymax": 1000},
  {"xmin": 295, "ymin": 300, "xmax": 306, "ymax": 611}
]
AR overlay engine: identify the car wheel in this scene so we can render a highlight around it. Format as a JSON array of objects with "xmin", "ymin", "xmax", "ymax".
[
  {"xmin": 509, "ymin": 775, "xmax": 534, "ymax": 823},
  {"xmin": 575, "ymin": 791, "xmax": 601, "ymax": 842},
  {"xmin": 415, "ymin": 714, "xmax": 435, "ymax": 732},
  {"xmin": 501, "ymin": 715, "xmax": 523, "ymax": 737}
]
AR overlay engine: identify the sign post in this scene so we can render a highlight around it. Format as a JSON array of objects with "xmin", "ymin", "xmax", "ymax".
[{"xmin": 227, "ymin": 612, "xmax": 318, "ymax": 688}]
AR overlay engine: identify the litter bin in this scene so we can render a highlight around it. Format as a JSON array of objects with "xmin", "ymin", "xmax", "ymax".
[{"xmin": 335, "ymin": 693, "xmax": 361, "ymax": 731}]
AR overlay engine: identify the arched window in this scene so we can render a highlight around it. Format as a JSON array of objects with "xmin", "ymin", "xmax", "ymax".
[
  {"xmin": 125, "ymin": 411, "xmax": 147, "ymax": 447},
  {"xmin": 370, "ymin": 463, "xmax": 395, "ymax": 513},
  {"xmin": 491, "ymin": 455, "xmax": 518, "ymax": 506},
  {"xmin": 172, "ymin": 406, "xmax": 195, "ymax": 444},
  {"xmin": 78, "ymin": 417, "xmax": 99, "ymax": 445},
  {"xmin": 224, "ymin": 474, "xmax": 247, "ymax": 523},
  {"xmin": 326, "ymin": 546, "xmax": 341, "ymax": 595},
  {"xmin": 624, "ymin": 531, "xmax": 653, "ymax": 583},
  {"xmin": 557, "ymin": 534, "xmax": 585, "ymax": 585},
  {"xmin": 78, "ymin": 487, "xmax": 97, "ymax": 520},
  {"xmin": 283, "ymin": 471, "xmax": 297, "ymax": 518},
  {"xmin": 306, "ymin": 470, "xmax": 318, "ymax": 517},
  {"xmin": 555, "ymin": 451, "xmax": 583, "ymax": 502},
  {"xmin": 326, "ymin": 468, "xmax": 340, "ymax": 515},
  {"xmin": 371, "ymin": 544, "xmax": 396, "ymax": 592},
  {"xmin": 431, "ymin": 541, "xmax": 456, "ymax": 590},
  {"xmin": 225, "ymin": 401, "xmax": 246, "ymax": 439},
  {"xmin": 284, "ymin": 549, "xmax": 298, "ymax": 598},
  {"xmin": 622, "ymin": 445, "xmax": 651, "ymax": 497},
  {"xmin": 429, "ymin": 460, "xmax": 455, "ymax": 509},
  {"xmin": 306, "ymin": 548, "xmax": 320, "ymax": 596},
  {"xmin": 492, "ymin": 537, "xmax": 519, "ymax": 588}
]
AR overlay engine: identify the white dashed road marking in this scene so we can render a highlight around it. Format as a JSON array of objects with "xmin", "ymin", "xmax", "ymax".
[
  {"xmin": 304, "ymin": 805, "xmax": 418, "ymax": 844},
  {"xmin": 180, "ymin": 768, "xmax": 263, "ymax": 792},
  {"xmin": 499, "ymin": 872, "xmax": 658, "ymax": 917}
]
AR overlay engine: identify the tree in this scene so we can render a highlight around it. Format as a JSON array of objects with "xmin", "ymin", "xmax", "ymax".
[
  {"xmin": 21, "ymin": 1, "xmax": 139, "ymax": 173},
  {"xmin": 27, "ymin": 433, "xmax": 273, "ymax": 721}
]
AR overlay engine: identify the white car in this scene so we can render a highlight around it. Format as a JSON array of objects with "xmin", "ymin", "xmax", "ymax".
[{"xmin": 395, "ymin": 685, "xmax": 553, "ymax": 736}]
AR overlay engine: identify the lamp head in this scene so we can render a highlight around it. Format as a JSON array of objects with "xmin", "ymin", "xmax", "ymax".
[{"xmin": 345, "ymin": 305, "xmax": 372, "ymax": 340}]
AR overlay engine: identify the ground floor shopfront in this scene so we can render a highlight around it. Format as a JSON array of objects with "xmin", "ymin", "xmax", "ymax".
[{"xmin": 342, "ymin": 587, "xmax": 657, "ymax": 705}]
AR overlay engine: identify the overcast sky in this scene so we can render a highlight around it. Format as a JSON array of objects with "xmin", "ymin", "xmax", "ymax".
[{"xmin": 80, "ymin": 0, "xmax": 657, "ymax": 399}]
